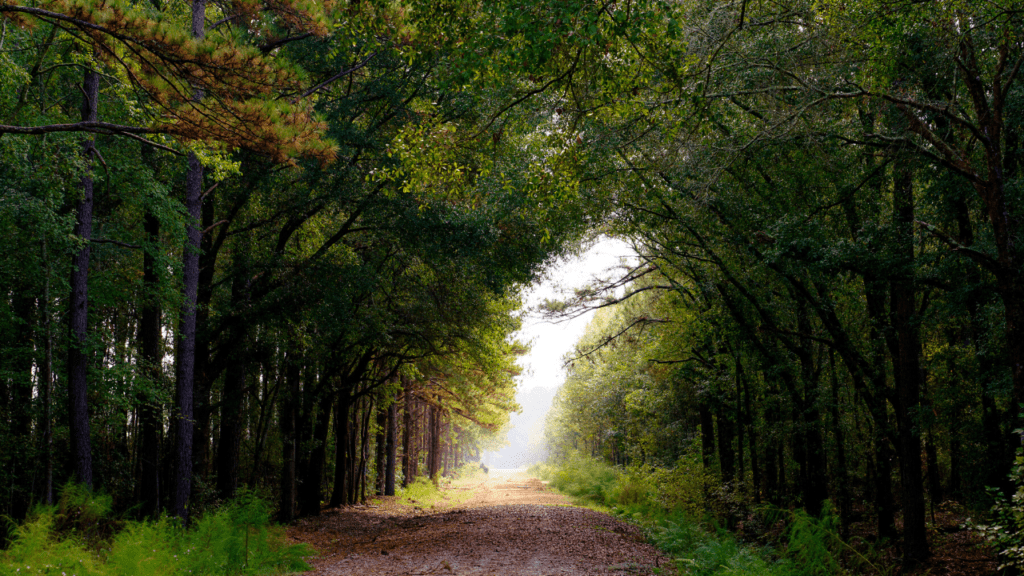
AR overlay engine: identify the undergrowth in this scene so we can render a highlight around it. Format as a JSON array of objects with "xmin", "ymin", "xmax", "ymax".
[
  {"xmin": 0, "ymin": 485, "xmax": 312, "ymax": 576},
  {"xmin": 534, "ymin": 454, "xmax": 888, "ymax": 576},
  {"xmin": 397, "ymin": 477, "xmax": 445, "ymax": 508}
]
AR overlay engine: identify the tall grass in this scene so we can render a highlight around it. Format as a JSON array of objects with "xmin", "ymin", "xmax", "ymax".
[
  {"xmin": 535, "ymin": 453, "xmax": 882, "ymax": 576},
  {"xmin": 0, "ymin": 485, "xmax": 311, "ymax": 576}
]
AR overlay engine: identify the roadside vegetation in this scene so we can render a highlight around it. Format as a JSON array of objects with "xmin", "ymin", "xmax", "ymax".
[
  {"xmin": 533, "ymin": 456, "xmax": 891, "ymax": 576},
  {"xmin": 0, "ymin": 485, "xmax": 311, "ymax": 576}
]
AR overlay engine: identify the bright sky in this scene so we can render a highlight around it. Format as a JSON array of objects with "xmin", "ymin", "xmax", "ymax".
[
  {"xmin": 515, "ymin": 236, "xmax": 636, "ymax": 391},
  {"xmin": 484, "ymin": 236, "xmax": 636, "ymax": 468}
]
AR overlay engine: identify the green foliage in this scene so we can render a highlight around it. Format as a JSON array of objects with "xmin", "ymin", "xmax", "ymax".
[
  {"xmin": 0, "ymin": 486, "xmax": 311, "ymax": 576},
  {"xmin": 397, "ymin": 478, "xmax": 444, "ymax": 507},
  {"xmin": 538, "ymin": 455, "xmax": 889, "ymax": 576},
  {"xmin": 543, "ymin": 453, "xmax": 620, "ymax": 507},
  {"xmin": 970, "ymin": 447, "xmax": 1024, "ymax": 571},
  {"xmin": 453, "ymin": 463, "xmax": 487, "ymax": 480}
]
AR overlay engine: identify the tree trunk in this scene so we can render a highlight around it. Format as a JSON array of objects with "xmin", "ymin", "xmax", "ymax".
[
  {"xmin": 347, "ymin": 399, "xmax": 359, "ymax": 504},
  {"xmin": 829, "ymin": 350, "xmax": 851, "ymax": 537},
  {"xmin": 386, "ymin": 399, "xmax": 397, "ymax": 496},
  {"xmin": 138, "ymin": 212, "xmax": 162, "ymax": 518},
  {"xmin": 403, "ymin": 392, "xmax": 414, "ymax": 486},
  {"xmin": 375, "ymin": 403, "xmax": 387, "ymax": 495},
  {"xmin": 278, "ymin": 351, "xmax": 299, "ymax": 522},
  {"xmin": 359, "ymin": 401, "xmax": 371, "ymax": 502},
  {"xmin": 216, "ymin": 359, "xmax": 246, "ymax": 501},
  {"xmin": 735, "ymin": 359, "xmax": 745, "ymax": 483},
  {"xmin": 330, "ymin": 393, "xmax": 350, "ymax": 507},
  {"xmin": 192, "ymin": 193, "xmax": 216, "ymax": 481},
  {"xmin": 300, "ymin": 392, "xmax": 333, "ymax": 516},
  {"xmin": 743, "ymin": 373, "xmax": 760, "ymax": 503},
  {"xmin": 429, "ymin": 401, "xmax": 441, "ymax": 482},
  {"xmin": 39, "ymin": 243, "xmax": 54, "ymax": 506},
  {"xmin": 699, "ymin": 398, "xmax": 715, "ymax": 472},
  {"xmin": 892, "ymin": 169, "xmax": 929, "ymax": 566},
  {"xmin": 716, "ymin": 401, "xmax": 735, "ymax": 483},
  {"xmin": 216, "ymin": 274, "xmax": 249, "ymax": 501},
  {"xmin": 67, "ymin": 64, "xmax": 99, "ymax": 491},
  {"xmin": 173, "ymin": 0, "xmax": 206, "ymax": 522}
]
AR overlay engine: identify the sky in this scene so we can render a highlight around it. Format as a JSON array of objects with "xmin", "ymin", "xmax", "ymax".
[{"xmin": 482, "ymin": 236, "xmax": 635, "ymax": 468}]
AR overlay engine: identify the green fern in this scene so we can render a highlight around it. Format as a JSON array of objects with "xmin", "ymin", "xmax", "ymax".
[{"xmin": 0, "ymin": 485, "xmax": 311, "ymax": 576}]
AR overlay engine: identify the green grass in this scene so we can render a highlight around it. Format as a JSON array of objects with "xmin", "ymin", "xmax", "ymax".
[
  {"xmin": 0, "ymin": 485, "xmax": 312, "ymax": 576},
  {"xmin": 396, "ymin": 477, "xmax": 446, "ymax": 508},
  {"xmin": 534, "ymin": 454, "xmax": 885, "ymax": 576}
]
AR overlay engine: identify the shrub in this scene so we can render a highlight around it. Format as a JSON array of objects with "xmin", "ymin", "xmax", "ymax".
[
  {"xmin": 0, "ymin": 485, "xmax": 312, "ymax": 576},
  {"xmin": 970, "ymin": 446, "xmax": 1024, "ymax": 572},
  {"xmin": 398, "ymin": 478, "xmax": 443, "ymax": 507}
]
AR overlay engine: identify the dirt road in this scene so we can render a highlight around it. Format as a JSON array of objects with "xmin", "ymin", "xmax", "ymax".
[{"xmin": 290, "ymin": 469, "xmax": 670, "ymax": 575}]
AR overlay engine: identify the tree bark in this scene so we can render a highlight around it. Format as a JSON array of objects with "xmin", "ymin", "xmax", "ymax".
[
  {"xmin": 429, "ymin": 400, "xmax": 441, "ymax": 482},
  {"xmin": 386, "ymin": 399, "xmax": 397, "ymax": 496},
  {"xmin": 278, "ymin": 351, "xmax": 299, "ymax": 521},
  {"xmin": 216, "ymin": 359, "xmax": 246, "ymax": 500},
  {"xmin": 172, "ymin": 0, "xmax": 206, "ymax": 522},
  {"xmin": 892, "ymin": 168, "xmax": 929, "ymax": 566},
  {"xmin": 138, "ymin": 212, "xmax": 162, "ymax": 518},
  {"xmin": 192, "ymin": 193, "xmax": 216, "ymax": 480},
  {"xmin": 828, "ymin": 350, "xmax": 851, "ymax": 537},
  {"xmin": 330, "ymin": 393, "xmax": 350, "ymax": 507},
  {"xmin": 716, "ymin": 400, "xmax": 735, "ymax": 483},
  {"xmin": 300, "ymin": 392, "xmax": 333, "ymax": 516},
  {"xmin": 39, "ymin": 242, "xmax": 54, "ymax": 506},
  {"xmin": 216, "ymin": 274, "xmax": 249, "ymax": 501},
  {"xmin": 403, "ymin": 391, "xmax": 414, "ymax": 486},
  {"xmin": 68, "ymin": 63, "xmax": 99, "ymax": 491},
  {"xmin": 699, "ymin": 398, "xmax": 715, "ymax": 472},
  {"xmin": 375, "ymin": 403, "xmax": 387, "ymax": 495}
]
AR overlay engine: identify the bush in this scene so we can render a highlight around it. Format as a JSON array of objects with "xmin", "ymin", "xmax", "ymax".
[
  {"xmin": 454, "ymin": 463, "xmax": 487, "ymax": 480},
  {"xmin": 0, "ymin": 485, "xmax": 312, "ymax": 576},
  {"xmin": 539, "ymin": 454, "xmax": 885, "ymax": 576},
  {"xmin": 544, "ymin": 452, "xmax": 620, "ymax": 506},
  {"xmin": 970, "ymin": 447, "xmax": 1024, "ymax": 571},
  {"xmin": 397, "ymin": 478, "xmax": 443, "ymax": 507}
]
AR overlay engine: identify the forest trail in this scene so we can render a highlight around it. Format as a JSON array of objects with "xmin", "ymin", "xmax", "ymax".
[{"xmin": 289, "ymin": 469, "xmax": 670, "ymax": 575}]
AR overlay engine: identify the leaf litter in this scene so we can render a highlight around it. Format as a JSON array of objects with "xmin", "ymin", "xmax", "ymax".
[{"xmin": 288, "ymin": 470, "xmax": 671, "ymax": 575}]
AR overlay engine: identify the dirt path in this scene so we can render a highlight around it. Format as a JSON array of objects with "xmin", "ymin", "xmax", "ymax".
[{"xmin": 289, "ymin": 469, "xmax": 671, "ymax": 575}]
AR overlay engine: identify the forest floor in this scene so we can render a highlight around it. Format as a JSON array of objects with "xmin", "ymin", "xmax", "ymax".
[{"xmin": 288, "ymin": 468, "xmax": 672, "ymax": 575}]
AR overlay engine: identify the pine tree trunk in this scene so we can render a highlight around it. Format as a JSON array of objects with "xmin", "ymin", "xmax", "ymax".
[
  {"xmin": 300, "ymin": 393, "xmax": 333, "ymax": 516},
  {"xmin": 375, "ymin": 404, "xmax": 387, "ymax": 495},
  {"xmin": 139, "ymin": 212, "xmax": 162, "ymax": 518},
  {"xmin": 173, "ymin": 0, "xmax": 206, "ymax": 522},
  {"xmin": 192, "ymin": 195, "xmax": 216, "ymax": 480},
  {"xmin": 429, "ymin": 402, "xmax": 441, "ymax": 482},
  {"xmin": 743, "ymin": 372, "xmax": 760, "ymax": 503},
  {"xmin": 716, "ymin": 402, "xmax": 735, "ymax": 483},
  {"xmin": 216, "ymin": 359, "xmax": 245, "ymax": 500},
  {"xmin": 330, "ymin": 394, "xmax": 350, "ymax": 507},
  {"xmin": 68, "ymin": 64, "xmax": 99, "ymax": 491},
  {"xmin": 39, "ymin": 244, "xmax": 54, "ymax": 506},
  {"xmin": 278, "ymin": 352, "xmax": 299, "ymax": 521},
  {"xmin": 829, "ymin": 350, "xmax": 851, "ymax": 538},
  {"xmin": 386, "ymin": 400, "xmax": 397, "ymax": 496},
  {"xmin": 216, "ymin": 275, "xmax": 249, "ymax": 501},
  {"xmin": 403, "ymin": 392, "xmax": 414, "ymax": 486},
  {"xmin": 892, "ymin": 169, "xmax": 929, "ymax": 566},
  {"xmin": 699, "ymin": 399, "xmax": 715, "ymax": 472}
]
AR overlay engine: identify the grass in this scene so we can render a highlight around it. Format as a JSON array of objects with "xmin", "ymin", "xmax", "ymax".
[
  {"xmin": 372, "ymin": 464, "xmax": 489, "ymax": 512},
  {"xmin": 0, "ymin": 485, "xmax": 312, "ymax": 576},
  {"xmin": 532, "ymin": 454, "xmax": 887, "ymax": 576}
]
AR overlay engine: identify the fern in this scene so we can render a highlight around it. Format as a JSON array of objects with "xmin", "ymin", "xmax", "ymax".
[{"xmin": 0, "ymin": 485, "xmax": 311, "ymax": 576}]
